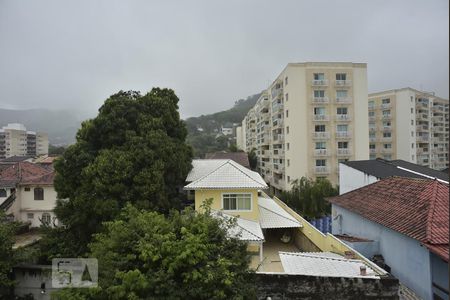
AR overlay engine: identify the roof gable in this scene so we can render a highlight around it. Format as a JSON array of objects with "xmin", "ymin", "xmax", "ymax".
[
  {"xmin": 0, "ymin": 162, "xmax": 54, "ymax": 186},
  {"xmin": 328, "ymin": 177, "xmax": 449, "ymax": 261},
  {"xmin": 184, "ymin": 159, "xmax": 267, "ymax": 190}
]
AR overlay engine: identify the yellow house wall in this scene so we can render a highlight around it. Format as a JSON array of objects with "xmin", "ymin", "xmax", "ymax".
[{"xmin": 194, "ymin": 189, "xmax": 260, "ymax": 222}]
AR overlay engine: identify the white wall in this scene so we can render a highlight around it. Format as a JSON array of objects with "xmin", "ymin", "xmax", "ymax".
[
  {"xmin": 352, "ymin": 66, "xmax": 369, "ymax": 160},
  {"xmin": 332, "ymin": 205, "xmax": 433, "ymax": 300},
  {"xmin": 395, "ymin": 89, "xmax": 416, "ymax": 163},
  {"xmin": 338, "ymin": 163, "xmax": 378, "ymax": 194}
]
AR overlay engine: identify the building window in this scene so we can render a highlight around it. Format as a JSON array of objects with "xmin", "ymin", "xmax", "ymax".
[
  {"xmin": 314, "ymin": 107, "xmax": 326, "ymax": 115},
  {"xmin": 222, "ymin": 193, "xmax": 251, "ymax": 211},
  {"xmin": 315, "ymin": 125, "xmax": 326, "ymax": 132},
  {"xmin": 382, "ymin": 110, "xmax": 390, "ymax": 116},
  {"xmin": 34, "ymin": 188, "xmax": 44, "ymax": 200},
  {"xmin": 287, "ymin": 159, "xmax": 290, "ymax": 167},
  {"xmin": 384, "ymin": 144, "xmax": 392, "ymax": 149},
  {"xmin": 369, "ymin": 132, "xmax": 375, "ymax": 138},
  {"xmin": 369, "ymin": 144, "xmax": 376, "ymax": 149},
  {"xmin": 336, "ymin": 90, "xmax": 348, "ymax": 98},
  {"xmin": 27, "ymin": 213, "xmax": 34, "ymax": 219},
  {"xmin": 285, "ymin": 77, "xmax": 288, "ymax": 85},
  {"xmin": 0, "ymin": 189, "xmax": 6, "ymax": 197},
  {"xmin": 24, "ymin": 187, "xmax": 30, "ymax": 191},
  {"xmin": 314, "ymin": 90, "xmax": 325, "ymax": 98},
  {"xmin": 316, "ymin": 159, "xmax": 326, "ymax": 166},
  {"xmin": 382, "ymin": 98, "xmax": 390, "ymax": 104},
  {"xmin": 41, "ymin": 213, "xmax": 52, "ymax": 226},
  {"xmin": 383, "ymin": 132, "xmax": 391, "ymax": 138},
  {"xmin": 315, "ymin": 142, "xmax": 326, "ymax": 149},
  {"xmin": 337, "ymin": 124, "xmax": 348, "ymax": 132},
  {"xmin": 286, "ymin": 143, "xmax": 290, "ymax": 150},
  {"xmin": 411, "ymin": 131, "xmax": 414, "ymax": 137},
  {"xmin": 286, "ymin": 110, "xmax": 289, "ymax": 118},
  {"xmin": 382, "ymin": 121, "xmax": 391, "ymax": 127},
  {"xmin": 285, "ymin": 93, "xmax": 289, "ymax": 101},
  {"xmin": 411, "ymin": 108, "xmax": 414, "ymax": 113},
  {"xmin": 337, "ymin": 107, "xmax": 348, "ymax": 115},
  {"xmin": 314, "ymin": 73, "xmax": 325, "ymax": 80},
  {"xmin": 368, "ymin": 111, "xmax": 375, "ymax": 117},
  {"xmin": 411, "ymin": 143, "xmax": 414, "ymax": 148},
  {"xmin": 287, "ymin": 176, "xmax": 291, "ymax": 183},
  {"xmin": 286, "ymin": 126, "xmax": 289, "ymax": 134},
  {"xmin": 338, "ymin": 142, "xmax": 348, "ymax": 149},
  {"xmin": 411, "ymin": 120, "xmax": 414, "ymax": 125},
  {"xmin": 336, "ymin": 73, "xmax": 347, "ymax": 81}
]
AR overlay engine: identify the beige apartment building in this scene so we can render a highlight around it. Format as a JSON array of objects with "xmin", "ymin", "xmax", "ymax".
[
  {"xmin": 0, "ymin": 123, "xmax": 49, "ymax": 159},
  {"xmin": 242, "ymin": 62, "xmax": 369, "ymax": 193},
  {"xmin": 368, "ymin": 88, "xmax": 449, "ymax": 170}
]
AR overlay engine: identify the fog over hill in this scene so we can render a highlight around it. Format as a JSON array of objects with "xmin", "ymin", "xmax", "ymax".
[{"xmin": 0, "ymin": 108, "xmax": 84, "ymax": 145}]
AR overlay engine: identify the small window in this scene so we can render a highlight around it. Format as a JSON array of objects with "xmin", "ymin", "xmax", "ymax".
[
  {"xmin": 368, "ymin": 111, "xmax": 375, "ymax": 117},
  {"xmin": 223, "ymin": 193, "xmax": 251, "ymax": 211},
  {"xmin": 369, "ymin": 144, "xmax": 376, "ymax": 149},
  {"xmin": 287, "ymin": 159, "xmax": 290, "ymax": 167},
  {"xmin": 382, "ymin": 98, "xmax": 390, "ymax": 104},
  {"xmin": 285, "ymin": 77, "xmax": 288, "ymax": 85},
  {"xmin": 411, "ymin": 120, "xmax": 414, "ymax": 125},
  {"xmin": 27, "ymin": 213, "xmax": 34, "ymax": 219},
  {"xmin": 314, "ymin": 107, "xmax": 325, "ymax": 115},
  {"xmin": 286, "ymin": 143, "xmax": 290, "ymax": 150},
  {"xmin": 314, "ymin": 73, "xmax": 325, "ymax": 80},
  {"xmin": 338, "ymin": 142, "xmax": 348, "ymax": 149},
  {"xmin": 337, "ymin": 124, "xmax": 348, "ymax": 132},
  {"xmin": 41, "ymin": 213, "xmax": 52, "ymax": 226},
  {"xmin": 286, "ymin": 110, "xmax": 289, "ymax": 118},
  {"xmin": 286, "ymin": 126, "xmax": 290, "ymax": 134},
  {"xmin": 315, "ymin": 142, "xmax": 326, "ymax": 149},
  {"xmin": 34, "ymin": 188, "xmax": 44, "ymax": 200},
  {"xmin": 24, "ymin": 187, "xmax": 30, "ymax": 192},
  {"xmin": 316, "ymin": 159, "xmax": 326, "ymax": 166},
  {"xmin": 384, "ymin": 144, "xmax": 392, "ymax": 149},
  {"xmin": 336, "ymin": 90, "xmax": 348, "ymax": 98},
  {"xmin": 314, "ymin": 90, "xmax": 325, "ymax": 98},
  {"xmin": 315, "ymin": 125, "xmax": 326, "ymax": 132},
  {"xmin": 411, "ymin": 108, "xmax": 414, "ymax": 113},
  {"xmin": 383, "ymin": 132, "xmax": 391, "ymax": 138},
  {"xmin": 336, "ymin": 73, "xmax": 347, "ymax": 81},
  {"xmin": 0, "ymin": 189, "xmax": 6, "ymax": 197},
  {"xmin": 337, "ymin": 107, "xmax": 348, "ymax": 115},
  {"xmin": 411, "ymin": 143, "xmax": 414, "ymax": 148},
  {"xmin": 287, "ymin": 176, "xmax": 291, "ymax": 183},
  {"xmin": 285, "ymin": 93, "xmax": 289, "ymax": 101}
]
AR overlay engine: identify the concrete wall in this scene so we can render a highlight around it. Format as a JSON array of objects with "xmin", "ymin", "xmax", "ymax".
[
  {"xmin": 395, "ymin": 89, "xmax": 416, "ymax": 162},
  {"xmin": 332, "ymin": 205, "xmax": 434, "ymax": 300},
  {"xmin": 254, "ymin": 273, "xmax": 399, "ymax": 300},
  {"xmin": 430, "ymin": 252, "xmax": 449, "ymax": 300},
  {"xmin": 195, "ymin": 189, "xmax": 260, "ymax": 221},
  {"xmin": 338, "ymin": 163, "xmax": 378, "ymax": 195},
  {"xmin": 13, "ymin": 265, "xmax": 55, "ymax": 300}
]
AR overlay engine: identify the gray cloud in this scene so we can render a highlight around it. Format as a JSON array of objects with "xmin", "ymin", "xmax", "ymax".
[{"xmin": 0, "ymin": 0, "xmax": 448, "ymax": 118}]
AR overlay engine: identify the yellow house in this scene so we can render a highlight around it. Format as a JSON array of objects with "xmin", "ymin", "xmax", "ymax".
[{"xmin": 184, "ymin": 159, "xmax": 389, "ymax": 278}]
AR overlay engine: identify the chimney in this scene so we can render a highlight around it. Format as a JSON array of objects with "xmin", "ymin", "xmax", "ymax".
[{"xmin": 360, "ymin": 265, "xmax": 367, "ymax": 276}]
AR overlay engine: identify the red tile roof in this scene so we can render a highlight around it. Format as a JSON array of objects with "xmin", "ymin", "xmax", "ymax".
[
  {"xmin": 205, "ymin": 151, "xmax": 250, "ymax": 168},
  {"xmin": 0, "ymin": 162, "xmax": 55, "ymax": 186},
  {"xmin": 328, "ymin": 177, "xmax": 449, "ymax": 261}
]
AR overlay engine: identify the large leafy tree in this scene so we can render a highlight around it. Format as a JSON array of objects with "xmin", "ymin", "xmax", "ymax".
[
  {"xmin": 51, "ymin": 88, "xmax": 193, "ymax": 255},
  {"xmin": 0, "ymin": 213, "xmax": 16, "ymax": 297},
  {"xmin": 52, "ymin": 205, "xmax": 254, "ymax": 300},
  {"xmin": 280, "ymin": 177, "xmax": 338, "ymax": 220}
]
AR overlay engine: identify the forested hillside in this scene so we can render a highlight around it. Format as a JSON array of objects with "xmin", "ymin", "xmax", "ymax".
[{"xmin": 185, "ymin": 93, "xmax": 260, "ymax": 157}]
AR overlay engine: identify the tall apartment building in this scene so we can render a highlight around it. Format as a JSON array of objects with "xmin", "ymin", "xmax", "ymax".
[
  {"xmin": 0, "ymin": 123, "xmax": 49, "ymax": 159},
  {"xmin": 368, "ymin": 88, "xmax": 449, "ymax": 170},
  {"xmin": 242, "ymin": 62, "xmax": 369, "ymax": 192}
]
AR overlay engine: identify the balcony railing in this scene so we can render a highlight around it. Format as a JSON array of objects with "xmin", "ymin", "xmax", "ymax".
[
  {"xmin": 417, "ymin": 136, "xmax": 429, "ymax": 143},
  {"xmin": 335, "ymin": 80, "xmax": 352, "ymax": 87},
  {"xmin": 315, "ymin": 166, "xmax": 330, "ymax": 174},
  {"xmin": 369, "ymin": 116, "xmax": 376, "ymax": 122},
  {"xmin": 381, "ymin": 114, "xmax": 392, "ymax": 120},
  {"xmin": 312, "ymin": 97, "xmax": 329, "ymax": 104},
  {"xmin": 273, "ymin": 149, "xmax": 285, "ymax": 156},
  {"xmin": 312, "ymin": 132, "xmax": 330, "ymax": 139},
  {"xmin": 313, "ymin": 115, "xmax": 329, "ymax": 122},
  {"xmin": 312, "ymin": 79, "xmax": 328, "ymax": 86},
  {"xmin": 381, "ymin": 137, "xmax": 392, "ymax": 142},
  {"xmin": 273, "ymin": 134, "xmax": 285, "ymax": 143},
  {"xmin": 271, "ymin": 87, "xmax": 283, "ymax": 99},
  {"xmin": 335, "ymin": 97, "xmax": 352, "ymax": 104},
  {"xmin": 337, "ymin": 149, "xmax": 351, "ymax": 156},
  {"xmin": 336, "ymin": 114, "xmax": 351, "ymax": 121},
  {"xmin": 382, "ymin": 126, "xmax": 392, "ymax": 131},
  {"xmin": 369, "ymin": 149, "xmax": 377, "ymax": 154},
  {"xmin": 369, "ymin": 137, "xmax": 376, "ymax": 142},
  {"xmin": 336, "ymin": 131, "xmax": 351, "ymax": 139},
  {"xmin": 368, "ymin": 105, "xmax": 376, "ymax": 110},
  {"xmin": 369, "ymin": 127, "xmax": 377, "ymax": 132},
  {"xmin": 380, "ymin": 103, "xmax": 391, "ymax": 109},
  {"xmin": 314, "ymin": 149, "xmax": 328, "ymax": 156},
  {"xmin": 381, "ymin": 148, "xmax": 393, "ymax": 153},
  {"xmin": 272, "ymin": 103, "xmax": 284, "ymax": 112}
]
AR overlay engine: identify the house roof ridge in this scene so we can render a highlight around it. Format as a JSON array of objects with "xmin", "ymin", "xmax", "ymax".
[{"xmin": 258, "ymin": 204, "xmax": 298, "ymax": 224}]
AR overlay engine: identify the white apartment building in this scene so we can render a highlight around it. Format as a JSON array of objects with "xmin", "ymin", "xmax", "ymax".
[
  {"xmin": 368, "ymin": 88, "xmax": 449, "ymax": 170},
  {"xmin": 243, "ymin": 62, "xmax": 369, "ymax": 193},
  {"xmin": 0, "ymin": 123, "xmax": 49, "ymax": 159}
]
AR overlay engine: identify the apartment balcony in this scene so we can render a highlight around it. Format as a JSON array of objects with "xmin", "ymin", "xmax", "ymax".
[
  {"xmin": 337, "ymin": 149, "xmax": 351, "ymax": 156},
  {"xmin": 313, "ymin": 115, "xmax": 329, "ymax": 122},
  {"xmin": 312, "ymin": 79, "xmax": 328, "ymax": 86},
  {"xmin": 272, "ymin": 103, "xmax": 284, "ymax": 112},
  {"xmin": 272, "ymin": 119, "xmax": 284, "ymax": 128},
  {"xmin": 272, "ymin": 134, "xmax": 285, "ymax": 143},
  {"xmin": 272, "ymin": 178, "xmax": 286, "ymax": 190},
  {"xmin": 416, "ymin": 125, "xmax": 429, "ymax": 132},
  {"xmin": 433, "ymin": 116, "xmax": 445, "ymax": 123},
  {"xmin": 336, "ymin": 114, "xmax": 351, "ymax": 122},
  {"xmin": 417, "ymin": 136, "xmax": 430, "ymax": 143},
  {"xmin": 369, "ymin": 116, "xmax": 376, "ymax": 122},
  {"xmin": 368, "ymin": 105, "xmax": 376, "ymax": 111},
  {"xmin": 311, "ymin": 97, "xmax": 329, "ymax": 104},
  {"xmin": 369, "ymin": 137, "xmax": 377, "ymax": 142},
  {"xmin": 382, "ymin": 126, "xmax": 392, "ymax": 132},
  {"xmin": 273, "ymin": 164, "xmax": 285, "ymax": 173},
  {"xmin": 273, "ymin": 149, "xmax": 285, "ymax": 157},
  {"xmin": 314, "ymin": 149, "xmax": 329, "ymax": 156},
  {"xmin": 369, "ymin": 149, "xmax": 377, "ymax": 154},
  {"xmin": 432, "ymin": 148, "xmax": 446, "ymax": 154},
  {"xmin": 335, "ymin": 97, "xmax": 352, "ymax": 104},
  {"xmin": 432, "ymin": 105, "xmax": 445, "ymax": 112},
  {"xmin": 314, "ymin": 166, "xmax": 330, "ymax": 174},
  {"xmin": 381, "ymin": 148, "xmax": 393, "ymax": 154},
  {"xmin": 336, "ymin": 131, "xmax": 351, "ymax": 139},
  {"xmin": 380, "ymin": 103, "xmax": 391, "ymax": 109},
  {"xmin": 369, "ymin": 127, "xmax": 377, "ymax": 132},
  {"xmin": 381, "ymin": 137, "xmax": 392, "ymax": 143},
  {"xmin": 312, "ymin": 132, "xmax": 330, "ymax": 139},
  {"xmin": 335, "ymin": 80, "xmax": 352, "ymax": 87},
  {"xmin": 416, "ymin": 102, "xmax": 429, "ymax": 109},
  {"xmin": 432, "ymin": 126, "xmax": 445, "ymax": 133},
  {"xmin": 271, "ymin": 87, "xmax": 283, "ymax": 99},
  {"xmin": 416, "ymin": 114, "xmax": 428, "ymax": 121},
  {"xmin": 381, "ymin": 114, "xmax": 392, "ymax": 120}
]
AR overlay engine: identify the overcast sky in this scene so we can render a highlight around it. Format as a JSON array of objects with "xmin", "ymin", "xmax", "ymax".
[{"xmin": 0, "ymin": 0, "xmax": 448, "ymax": 119}]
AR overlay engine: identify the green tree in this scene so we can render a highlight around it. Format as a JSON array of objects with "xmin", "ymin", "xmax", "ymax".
[
  {"xmin": 247, "ymin": 149, "xmax": 257, "ymax": 170},
  {"xmin": 0, "ymin": 213, "xmax": 16, "ymax": 297},
  {"xmin": 280, "ymin": 177, "xmax": 338, "ymax": 220},
  {"xmin": 52, "ymin": 204, "xmax": 254, "ymax": 300},
  {"xmin": 48, "ymin": 88, "xmax": 193, "ymax": 256},
  {"xmin": 48, "ymin": 144, "xmax": 66, "ymax": 155}
]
